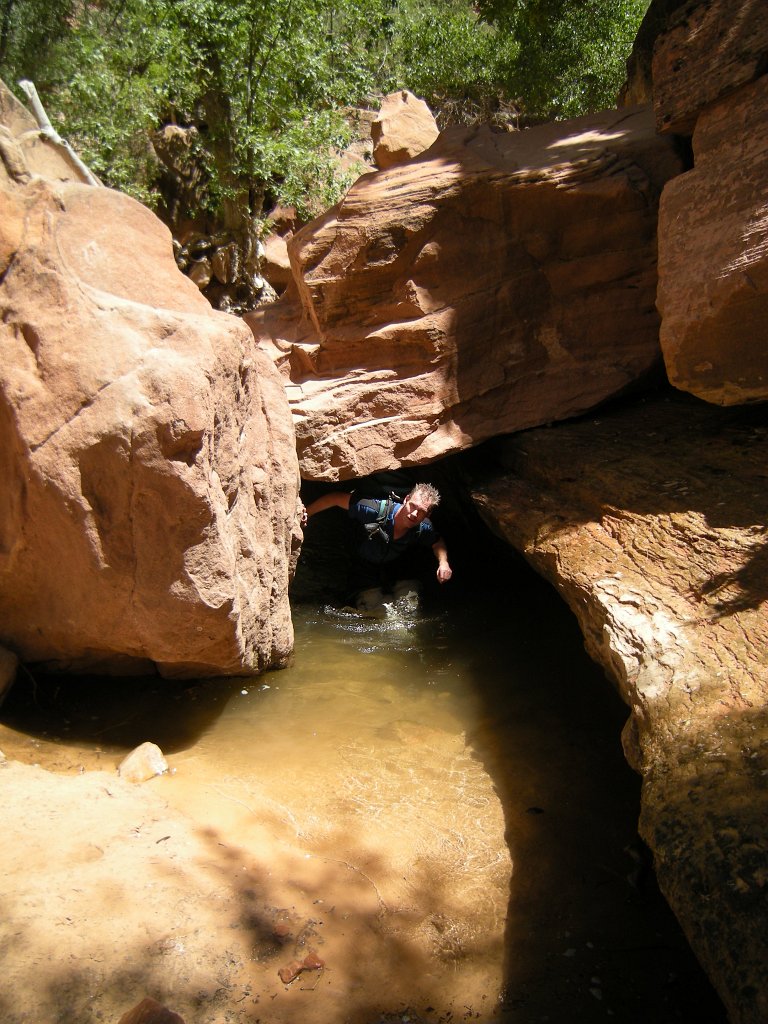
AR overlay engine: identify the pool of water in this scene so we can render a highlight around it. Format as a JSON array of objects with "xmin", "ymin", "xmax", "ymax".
[{"xmin": 0, "ymin": 571, "xmax": 725, "ymax": 1023}]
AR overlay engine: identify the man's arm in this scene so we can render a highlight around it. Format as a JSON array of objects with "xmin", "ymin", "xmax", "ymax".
[
  {"xmin": 303, "ymin": 492, "xmax": 352, "ymax": 519},
  {"xmin": 432, "ymin": 539, "xmax": 452, "ymax": 584}
]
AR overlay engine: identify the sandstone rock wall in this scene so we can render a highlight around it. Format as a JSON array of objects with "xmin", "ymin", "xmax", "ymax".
[
  {"xmin": 248, "ymin": 106, "xmax": 683, "ymax": 481},
  {"xmin": 651, "ymin": 0, "xmax": 768, "ymax": 136},
  {"xmin": 472, "ymin": 394, "xmax": 768, "ymax": 1024},
  {"xmin": 0, "ymin": 97, "xmax": 301, "ymax": 678},
  {"xmin": 657, "ymin": 75, "xmax": 768, "ymax": 404}
]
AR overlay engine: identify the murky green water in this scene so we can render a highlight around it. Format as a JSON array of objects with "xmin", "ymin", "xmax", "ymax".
[{"xmin": 1, "ymin": 570, "xmax": 725, "ymax": 1023}]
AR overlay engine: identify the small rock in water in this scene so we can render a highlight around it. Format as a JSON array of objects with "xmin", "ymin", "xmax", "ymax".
[
  {"xmin": 118, "ymin": 742, "xmax": 168, "ymax": 784},
  {"xmin": 278, "ymin": 960, "xmax": 304, "ymax": 985},
  {"xmin": 278, "ymin": 949, "xmax": 325, "ymax": 985}
]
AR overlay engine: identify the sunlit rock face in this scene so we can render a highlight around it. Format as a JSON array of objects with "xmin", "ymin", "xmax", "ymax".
[
  {"xmin": 0, "ymin": 172, "xmax": 301, "ymax": 678},
  {"xmin": 248, "ymin": 105, "xmax": 683, "ymax": 482},
  {"xmin": 473, "ymin": 392, "xmax": 768, "ymax": 1024},
  {"xmin": 371, "ymin": 90, "xmax": 439, "ymax": 170},
  {"xmin": 649, "ymin": 0, "xmax": 768, "ymax": 405}
]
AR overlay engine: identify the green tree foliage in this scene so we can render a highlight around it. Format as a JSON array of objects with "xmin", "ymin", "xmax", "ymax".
[
  {"xmin": 387, "ymin": 0, "xmax": 519, "ymax": 126},
  {"xmin": 476, "ymin": 0, "xmax": 650, "ymax": 119},
  {"xmin": 0, "ymin": 0, "xmax": 72, "ymax": 73},
  {"xmin": 0, "ymin": 0, "xmax": 649, "ymax": 222}
]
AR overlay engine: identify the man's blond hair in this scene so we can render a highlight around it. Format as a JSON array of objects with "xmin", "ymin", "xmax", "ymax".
[{"xmin": 408, "ymin": 483, "xmax": 440, "ymax": 509}]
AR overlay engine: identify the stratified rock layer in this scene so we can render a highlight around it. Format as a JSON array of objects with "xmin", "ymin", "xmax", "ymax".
[
  {"xmin": 249, "ymin": 105, "xmax": 683, "ymax": 481},
  {"xmin": 0, "ymin": 176, "xmax": 301, "ymax": 677},
  {"xmin": 473, "ymin": 393, "xmax": 768, "ymax": 1024}
]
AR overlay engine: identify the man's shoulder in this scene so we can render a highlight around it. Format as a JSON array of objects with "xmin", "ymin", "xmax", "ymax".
[{"xmin": 349, "ymin": 494, "xmax": 385, "ymax": 520}]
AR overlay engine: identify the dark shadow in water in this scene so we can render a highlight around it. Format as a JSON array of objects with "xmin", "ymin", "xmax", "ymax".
[
  {"xmin": 434, "ymin": 571, "xmax": 727, "ymax": 1023},
  {"xmin": 0, "ymin": 667, "xmax": 245, "ymax": 765}
]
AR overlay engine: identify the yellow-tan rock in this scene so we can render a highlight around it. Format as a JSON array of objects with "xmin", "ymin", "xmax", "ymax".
[
  {"xmin": 117, "ymin": 742, "xmax": 168, "ymax": 783},
  {"xmin": 371, "ymin": 90, "xmax": 439, "ymax": 170}
]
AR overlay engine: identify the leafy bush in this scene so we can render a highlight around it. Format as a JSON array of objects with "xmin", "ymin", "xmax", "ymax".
[
  {"xmin": 476, "ymin": 0, "xmax": 649, "ymax": 120},
  {"xmin": 0, "ymin": 0, "xmax": 650, "ymax": 228}
]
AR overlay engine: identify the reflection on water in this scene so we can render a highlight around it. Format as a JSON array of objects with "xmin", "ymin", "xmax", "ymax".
[{"xmin": 0, "ymin": 574, "xmax": 725, "ymax": 1023}]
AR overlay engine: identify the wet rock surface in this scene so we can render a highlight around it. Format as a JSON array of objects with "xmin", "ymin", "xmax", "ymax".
[{"xmin": 472, "ymin": 390, "xmax": 768, "ymax": 1024}]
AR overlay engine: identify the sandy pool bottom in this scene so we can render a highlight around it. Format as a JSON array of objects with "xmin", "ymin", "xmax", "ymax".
[{"xmin": 0, "ymin": 704, "xmax": 509, "ymax": 1024}]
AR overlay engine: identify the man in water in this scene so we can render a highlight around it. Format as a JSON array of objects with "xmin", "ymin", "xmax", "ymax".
[{"xmin": 301, "ymin": 483, "xmax": 452, "ymax": 613}]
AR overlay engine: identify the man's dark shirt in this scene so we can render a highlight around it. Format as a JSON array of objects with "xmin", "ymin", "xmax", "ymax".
[{"xmin": 348, "ymin": 495, "xmax": 440, "ymax": 564}]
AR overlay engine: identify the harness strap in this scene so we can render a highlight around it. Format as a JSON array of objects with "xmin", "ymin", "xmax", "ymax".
[{"xmin": 360, "ymin": 494, "xmax": 401, "ymax": 543}]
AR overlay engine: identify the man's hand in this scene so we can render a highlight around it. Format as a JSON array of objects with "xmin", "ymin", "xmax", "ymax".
[
  {"xmin": 436, "ymin": 563, "xmax": 453, "ymax": 584},
  {"xmin": 304, "ymin": 492, "xmax": 352, "ymax": 518},
  {"xmin": 432, "ymin": 540, "xmax": 452, "ymax": 583}
]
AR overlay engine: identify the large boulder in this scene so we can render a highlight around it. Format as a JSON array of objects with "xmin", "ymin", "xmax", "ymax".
[
  {"xmin": 248, "ymin": 105, "xmax": 683, "ymax": 481},
  {"xmin": 473, "ymin": 392, "xmax": 768, "ymax": 1024},
  {"xmin": 657, "ymin": 74, "xmax": 768, "ymax": 404},
  {"xmin": 371, "ymin": 90, "xmax": 439, "ymax": 170},
  {"xmin": 0, "ymin": 154, "xmax": 301, "ymax": 677}
]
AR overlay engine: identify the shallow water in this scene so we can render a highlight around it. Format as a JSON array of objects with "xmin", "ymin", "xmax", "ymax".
[{"xmin": 0, "ymin": 572, "xmax": 726, "ymax": 1023}]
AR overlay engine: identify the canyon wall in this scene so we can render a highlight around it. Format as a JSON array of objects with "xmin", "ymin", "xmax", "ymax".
[
  {"xmin": 0, "ymin": 0, "xmax": 765, "ymax": 1015},
  {"xmin": 475, "ymin": 2, "xmax": 768, "ymax": 1019},
  {"xmin": 250, "ymin": 0, "xmax": 768, "ymax": 1018},
  {"xmin": 472, "ymin": 394, "xmax": 767, "ymax": 1024}
]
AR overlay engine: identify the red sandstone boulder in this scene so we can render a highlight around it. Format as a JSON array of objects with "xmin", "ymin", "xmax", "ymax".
[
  {"xmin": 248, "ymin": 105, "xmax": 683, "ymax": 481},
  {"xmin": 262, "ymin": 231, "xmax": 293, "ymax": 293},
  {"xmin": 657, "ymin": 75, "xmax": 768, "ymax": 404},
  {"xmin": 642, "ymin": 0, "xmax": 768, "ymax": 406},
  {"xmin": 0, "ymin": 172, "xmax": 301, "ymax": 677},
  {"xmin": 371, "ymin": 90, "xmax": 439, "ymax": 170}
]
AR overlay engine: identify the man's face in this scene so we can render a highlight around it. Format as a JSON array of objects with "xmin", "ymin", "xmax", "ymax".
[{"xmin": 402, "ymin": 495, "xmax": 432, "ymax": 525}]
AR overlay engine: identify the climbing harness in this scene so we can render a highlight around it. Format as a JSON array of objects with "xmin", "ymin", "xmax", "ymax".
[{"xmin": 359, "ymin": 492, "xmax": 402, "ymax": 545}]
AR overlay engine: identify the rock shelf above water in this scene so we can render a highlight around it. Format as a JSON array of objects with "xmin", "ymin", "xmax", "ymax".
[{"xmin": 472, "ymin": 392, "xmax": 768, "ymax": 1024}]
